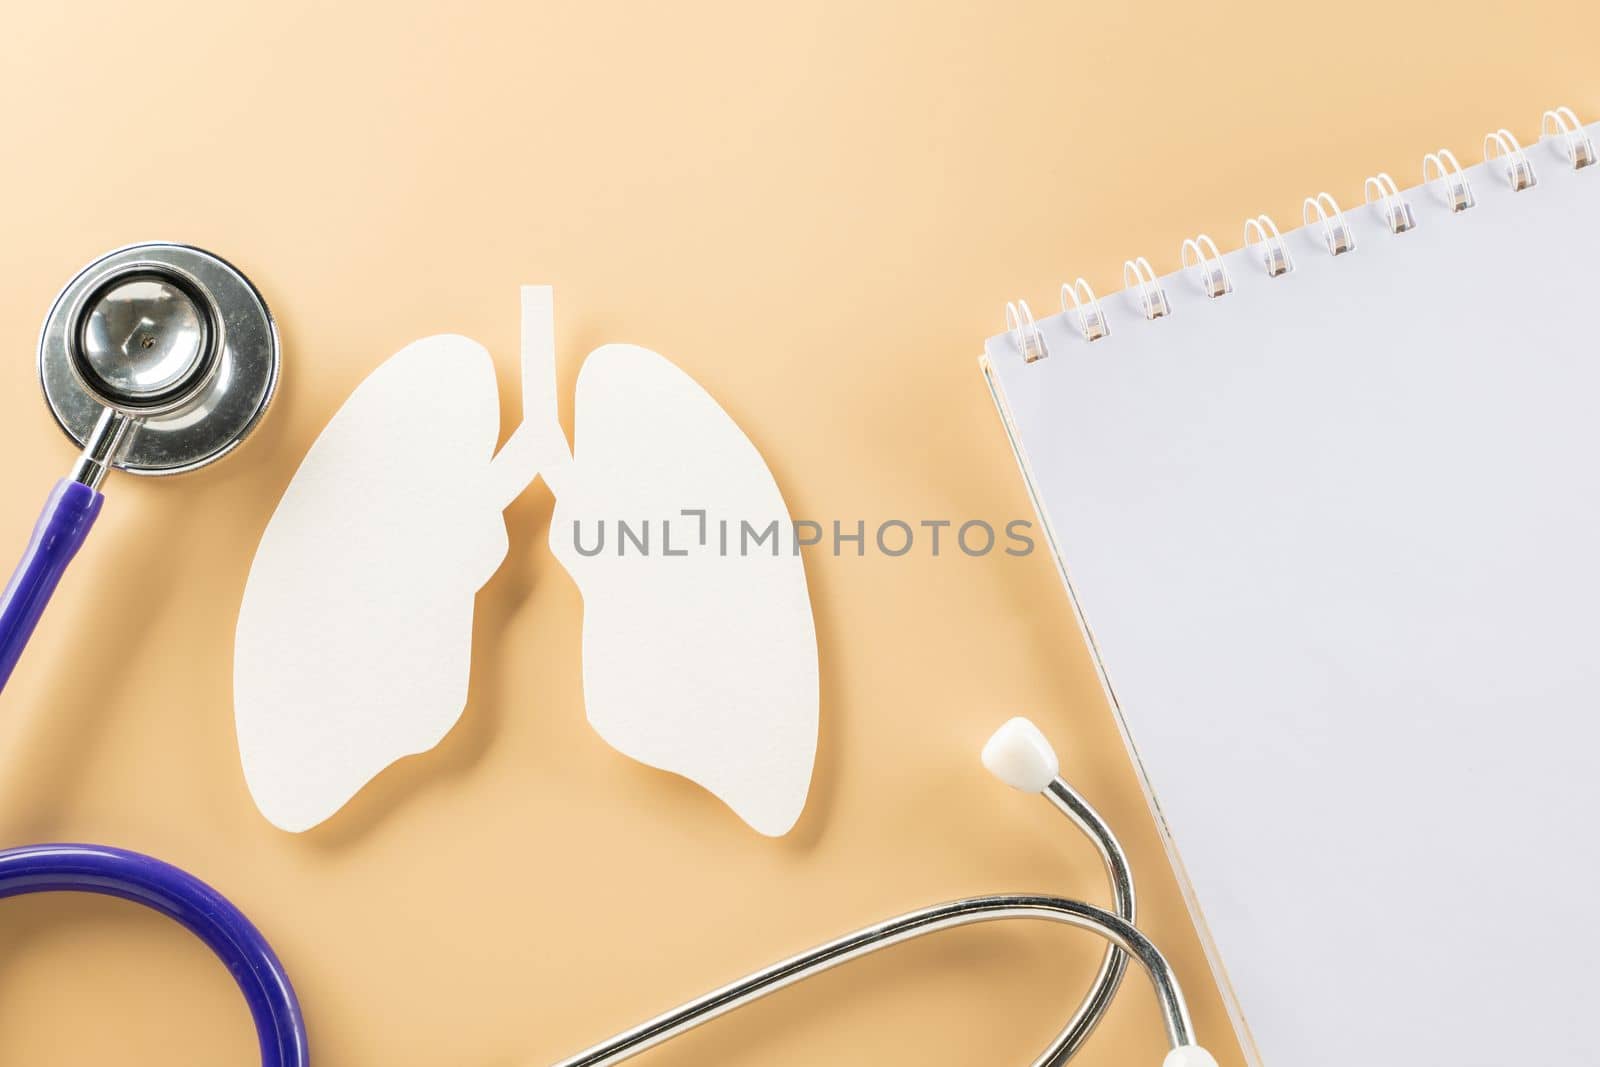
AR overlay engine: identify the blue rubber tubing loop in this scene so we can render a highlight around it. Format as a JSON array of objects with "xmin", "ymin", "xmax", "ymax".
[{"xmin": 0, "ymin": 843, "xmax": 309, "ymax": 1066}]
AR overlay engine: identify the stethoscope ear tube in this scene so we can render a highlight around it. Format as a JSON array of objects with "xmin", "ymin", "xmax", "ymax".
[{"xmin": 0, "ymin": 843, "xmax": 309, "ymax": 1066}]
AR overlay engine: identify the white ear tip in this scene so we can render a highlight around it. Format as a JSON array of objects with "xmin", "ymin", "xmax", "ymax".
[
  {"xmin": 1162, "ymin": 1047, "xmax": 1220, "ymax": 1067},
  {"xmin": 981, "ymin": 717, "xmax": 1060, "ymax": 793}
]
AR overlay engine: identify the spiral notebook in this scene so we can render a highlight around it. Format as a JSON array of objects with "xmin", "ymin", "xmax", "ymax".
[{"xmin": 981, "ymin": 110, "xmax": 1599, "ymax": 1067}]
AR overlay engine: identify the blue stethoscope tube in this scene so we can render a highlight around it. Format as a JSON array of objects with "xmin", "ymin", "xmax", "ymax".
[
  {"xmin": 0, "ymin": 485, "xmax": 311, "ymax": 1063},
  {"xmin": 0, "ymin": 843, "xmax": 310, "ymax": 1065},
  {"xmin": 0, "ymin": 248, "xmax": 308, "ymax": 1062},
  {"xmin": 0, "ymin": 480, "xmax": 101, "ymax": 692}
]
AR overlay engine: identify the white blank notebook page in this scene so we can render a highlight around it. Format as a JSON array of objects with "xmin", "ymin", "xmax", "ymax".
[{"xmin": 984, "ymin": 133, "xmax": 1599, "ymax": 1067}]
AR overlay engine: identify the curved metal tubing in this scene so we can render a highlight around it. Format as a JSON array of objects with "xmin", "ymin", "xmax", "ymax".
[
  {"xmin": 552, "ymin": 894, "xmax": 1192, "ymax": 1067},
  {"xmin": 553, "ymin": 782, "xmax": 1179, "ymax": 1067},
  {"xmin": 1038, "ymin": 777, "xmax": 1134, "ymax": 1065}
]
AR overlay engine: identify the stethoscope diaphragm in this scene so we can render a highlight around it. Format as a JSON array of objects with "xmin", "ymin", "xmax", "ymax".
[{"xmin": 38, "ymin": 242, "xmax": 279, "ymax": 476}]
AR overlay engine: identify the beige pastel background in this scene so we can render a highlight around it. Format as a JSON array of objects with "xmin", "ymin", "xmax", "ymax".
[{"xmin": 0, "ymin": 2, "xmax": 1591, "ymax": 1063}]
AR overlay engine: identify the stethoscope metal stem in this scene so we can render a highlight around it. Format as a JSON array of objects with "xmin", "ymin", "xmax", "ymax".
[
  {"xmin": 1036, "ymin": 776, "xmax": 1135, "ymax": 1066},
  {"xmin": 552, "ymin": 779, "xmax": 1188, "ymax": 1066},
  {"xmin": 555, "ymin": 898, "xmax": 1193, "ymax": 1067},
  {"xmin": 67, "ymin": 408, "xmax": 136, "ymax": 492}
]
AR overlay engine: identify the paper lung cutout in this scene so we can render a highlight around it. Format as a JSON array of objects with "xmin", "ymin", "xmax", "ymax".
[
  {"xmin": 235, "ymin": 288, "xmax": 818, "ymax": 836},
  {"xmin": 235, "ymin": 337, "xmax": 511, "ymax": 833},
  {"xmin": 550, "ymin": 344, "xmax": 819, "ymax": 836}
]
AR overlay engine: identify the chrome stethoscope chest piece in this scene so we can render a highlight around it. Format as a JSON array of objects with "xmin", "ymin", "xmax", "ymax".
[{"xmin": 38, "ymin": 242, "xmax": 279, "ymax": 476}]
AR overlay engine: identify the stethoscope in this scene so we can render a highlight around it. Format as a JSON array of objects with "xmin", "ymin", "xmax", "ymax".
[
  {"xmin": 1, "ymin": 242, "xmax": 281, "ymax": 689},
  {"xmin": 0, "ymin": 244, "xmax": 303, "ymax": 1063},
  {"xmin": 0, "ymin": 246, "xmax": 1219, "ymax": 1067}
]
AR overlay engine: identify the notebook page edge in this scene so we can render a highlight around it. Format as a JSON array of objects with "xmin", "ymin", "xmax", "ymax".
[{"xmin": 982, "ymin": 352, "xmax": 1267, "ymax": 1067}]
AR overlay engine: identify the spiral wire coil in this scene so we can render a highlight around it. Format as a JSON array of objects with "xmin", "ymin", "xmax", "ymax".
[
  {"xmin": 1543, "ymin": 107, "xmax": 1595, "ymax": 170},
  {"xmin": 1180, "ymin": 235, "xmax": 1231, "ymax": 298},
  {"xmin": 1363, "ymin": 173, "xmax": 1415, "ymax": 234},
  {"xmin": 1243, "ymin": 215, "xmax": 1293, "ymax": 277},
  {"xmin": 1003, "ymin": 107, "xmax": 1590, "ymax": 364}
]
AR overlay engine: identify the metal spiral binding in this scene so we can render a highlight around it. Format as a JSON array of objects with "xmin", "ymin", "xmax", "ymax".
[
  {"xmin": 1363, "ymin": 173, "xmax": 1415, "ymax": 233},
  {"xmin": 1423, "ymin": 148, "xmax": 1474, "ymax": 212},
  {"xmin": 1302, "ymin": 193, "xmax": 1355, "ymax": 256},
  {"xmin": 1061, "ymin": 279, "xmax": 1110, "ymax": 342},
  {"xmin": 1242, "ymin": 215, "xmax": 1292, "ymax": 277},
  {"xmin": 1122, "ymin": 258, "xmax": 1170, "ymax": 319},
  {"xmin": 1006, "ymin": 299, "xmax": 1047, "ymax": 363},
  {"xmin": 1003, "ymin": 107, "xmax": 1590, "ymax": 367},
  {"xmin": 1543, "ymin": 107, "xmax": 1596, "ymax": 170},
  {"xmin": 1180, "ymin": 235, "xmax": 1231, "ymax": 298},
  {"xmin": 1484, "ymin": 128, "xmax": 1537, "ymax": 190}
]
